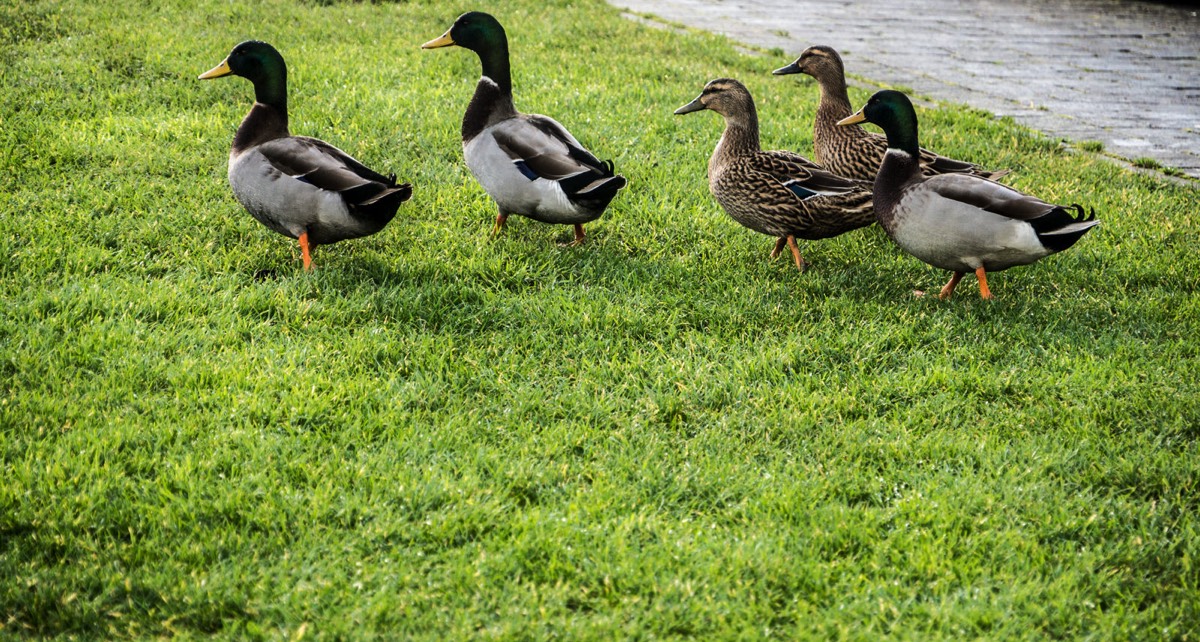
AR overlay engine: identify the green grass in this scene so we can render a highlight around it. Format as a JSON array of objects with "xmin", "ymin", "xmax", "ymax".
[{"xmin": 2, "ymin": 0, "xmax": 1198, "ymax": 639}]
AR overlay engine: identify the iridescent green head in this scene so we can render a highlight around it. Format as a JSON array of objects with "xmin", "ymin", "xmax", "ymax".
[
  {"xmin": 422, "ymin": 12, "xmax": 507, "ymax": 54},
  {"xmin": 839, "ymin": 89, "xmax": 920, "ymax": 154},
  {"xmin": 199, "ymin": 40, "xmax": 287, "ymax": 107},
  {"xmin": 422, "ymin": 12, "xmax": 512, "ymax": 91}
]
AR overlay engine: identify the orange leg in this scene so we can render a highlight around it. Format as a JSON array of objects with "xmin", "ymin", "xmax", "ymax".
[
  {"xmin": 770, "ymin": 236, "xmax": 788, "ymax": 259},
  {"xmin": 568, "ymin": 224, "xmax": 586, "ymax": 246},
  {"xmin": 786, "ymin": 236, "xmax": 807, "ymax": 272},
  {"xmin": 939, "ymin": 271, "xmax": 964, "ymax": 299},
  {"xmin": 975, "ymin": 266, "xmax": 993, "ymax": 300},
  {"xmin": 298, "ymin": 231, "xmax": 313, "ymax": 271},
  {"xmin": 491, "ymin": 213, "xmax": 509, "ymax": 237}
]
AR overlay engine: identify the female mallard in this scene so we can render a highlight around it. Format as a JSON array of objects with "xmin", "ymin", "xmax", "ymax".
[
  {"xmin": 199, "ymin": 41, "xmax": 412, "ymax": 270},
  {"xmin": 839, "ymin": 90, "xmax": 1098, "ymax": 299},
  {"xmin": 675, "ymin": 78, "xmax": 874, "ymax": 271},
  {"xmin": 774, "ymin": 45, "xmax": 1007, "ymax": 182},
  {"xmin": 421, "ymin": 12, "xmax": 626, "ymax": 246}
]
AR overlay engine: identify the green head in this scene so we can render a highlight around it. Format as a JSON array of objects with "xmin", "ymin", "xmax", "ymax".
[
  {"xmin": 838, "ymin": 89, "xmax": 920, "ymax": 155},
  {"xmin": 422, "ymin": 12, "xmax": 511, "ymax": 90},
  {"xmin": 422, "ymin": 12, "xmax": 508, "ymax": 54},
  {"xmin": 199, "ymin": 40, "xmax": 287, "ymax": 108}
]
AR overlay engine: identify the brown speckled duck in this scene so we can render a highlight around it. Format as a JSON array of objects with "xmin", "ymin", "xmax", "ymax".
[
  {"xmin": 840, "ymin": 90, "xmax": 1098, "ymax": 299},
  {"xmin": 774, "ymin": 45, "xmax": 1008, "ymax": 183},
  {"xmin": 675, "ymin": 78, "xmax": 874, "ymax": 271}
]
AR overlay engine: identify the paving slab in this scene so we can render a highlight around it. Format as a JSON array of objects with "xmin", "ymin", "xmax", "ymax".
[{"xmin": 610, "ymin": 0, "xmax": 1200, "ymax": 178}]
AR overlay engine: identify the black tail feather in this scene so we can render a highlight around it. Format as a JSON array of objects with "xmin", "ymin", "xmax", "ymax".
[
  {"xmin": 561, "ymin": 174, "xmax": 626, "ymax": 210},
  {"xmin": 1032, "ymin": 204, "xmax": 1100, "ymax": 253},
  {"xmin": 345, "ymin": 181, "xmax": 413, "ymax": 221}
]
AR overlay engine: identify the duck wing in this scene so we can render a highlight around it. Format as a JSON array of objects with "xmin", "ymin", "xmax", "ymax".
[
  {"xmin": 924, "ymin": 173, "xmax": 1098, "ymax": 248},
  {"xmin": 717, "ymin": 151, "xmax": 873, "ymax": 236},
  {"xmin": 757, "ymin": 150, "xmax": 871, "ymax": 198},
  {"xmin": 720, "ymin": 151, "xmax": 873, "ymax": 223},
  {"xmin": 488, "ymin": 115, "xmax": 625, "ymax": 205},
  {"xmin": 256, "ymin": 136, "xmax": 410, "ymax": 204},
  {"xmin": 255, "ymin": 137, "xmax": 412, "ymax": 217},
  {"xmin": 924, "ymin": 174, "xmax": 1065, "ymax": 220},
  {"xmin": 490, "ymin": 116, "xmax": 615, "ymax": 180}
]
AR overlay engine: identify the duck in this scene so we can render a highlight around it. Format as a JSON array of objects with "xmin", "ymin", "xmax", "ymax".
[
  {"xmin": 773, "ymin": 45, "xmax": 1008, "ymax": 183},
  {"xmin": 199, "ymin": 40, "xmax": 412, "ymax": 270},
  {"xmin": 838, "ymin": 90, "xmax": 1099, "ymax": 299},
  {"xmin": 421, "ymin": 12, "xmax": 626, "ymax": 246},
  {"xmin": 674, "ymin": 78, "xmax": 875, "ymax": 271}
]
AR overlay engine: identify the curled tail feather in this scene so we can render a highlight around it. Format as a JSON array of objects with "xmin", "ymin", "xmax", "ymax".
[{"xmin": 1033, "ymin": 204, "xmax": 1099, "ymax": 253}]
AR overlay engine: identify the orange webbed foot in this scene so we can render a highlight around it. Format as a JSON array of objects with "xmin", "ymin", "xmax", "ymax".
[
  {"xmin": 299, "ymin": 231, "xmax": 314, "ymax": 271},
  {"xmin": 566, "ymin": 224, "xmax": 586, "ymax": 247},
  {"xmin": 975, "ymin": 266, "xmax": 994, "ymax": 300},
  {"xmin": 770, "ymin": 237, "xmax": 787, "ymax": 259},
  {"xmin": 786, "ymin": 236, "xmax": 808, "ymax": 272},
  {"xmin": 490, "ymin": 213, "xmax": 509, "ymax": 238},
  {"xmin": 939, "ymin": 272, "xmax": 964, "ymax": 299}
]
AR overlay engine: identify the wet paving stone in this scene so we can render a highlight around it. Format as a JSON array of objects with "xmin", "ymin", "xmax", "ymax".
[{"xmin": 612, "ymin": 0, "xmax": 1200, "ymax": 178}]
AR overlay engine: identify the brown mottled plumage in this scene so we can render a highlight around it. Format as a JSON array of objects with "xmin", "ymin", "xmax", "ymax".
[
  {"xmin": 773, "ymin": 45, "xmax": 1008, "ymax": 183},
  {"xmin": 675, "ymin": 78, "xmax": 874, "ymax": 271}
]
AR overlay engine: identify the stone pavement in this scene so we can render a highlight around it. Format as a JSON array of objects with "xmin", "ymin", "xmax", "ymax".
[{"xmin": 610, "ymin": 0, "xmax": 1200, "ymax": 179}]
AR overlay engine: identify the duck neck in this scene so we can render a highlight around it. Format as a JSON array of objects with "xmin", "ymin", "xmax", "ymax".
[
  {"xmin": 815, "ymin": 71, "xmax": 854, "ymax": 121},
  {"xmin": 712, "ymin": 107, "xmax": 761, "ymax": 175},
  {"xmin": 479, "ymin": 40, "xmax": 512, "ymax": 97},
  {"xmin": 252, "ymin": 66, "xmax": 288, "ymax": 115},
  {"xmin": 233, "ymin": 89, "xmax": 289, "ymax": 153},
  {"xmin": 463, "ymin": 43, "xmax": 517, "ymax": 142},
  {"xmin": 232, "ymin": 69, "xmax": 291, "ymax": 153},
  {"xmin": 874, "ymin": 129, "xmax": 922, "ymax": 228},
  {"xmin": 885, "ymin": 120, "xmax": 921, "ymax": 160}
]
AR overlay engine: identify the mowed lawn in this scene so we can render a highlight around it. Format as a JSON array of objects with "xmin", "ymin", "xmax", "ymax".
[{"xmin": 2, "ymin": 0, "xmax": 1197, "ymax": 639}]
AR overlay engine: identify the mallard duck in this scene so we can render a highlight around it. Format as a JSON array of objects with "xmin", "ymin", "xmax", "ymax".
[
  {"xmin": 773, "ymin": 45, "xmax": 1008, "ymax": 183},
  {"xmin": 421, "ymin": 12, "xmax": 626, "ymax": 246},
  {"xmin": 839, "ymin": 90, "xmax": 1099, "ymax": 299},
  {"xmin": 199, "ymin": 41, "xmax": 412, "ymax": 270},
  {"xmin": 674, "ymin": 78, "xmax": 874, "ymax": 271}
]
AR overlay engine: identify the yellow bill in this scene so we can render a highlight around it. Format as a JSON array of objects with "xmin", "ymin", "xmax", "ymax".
[
  {"xmin": 837, "ymin": 111, "xmax": 866, "ymax": 126},
  {"xmin": 198, "ymin": 59, "xmax": 233, "ymax": 80},
  {"xmin": 421, "ymin": 32, "xmax": 456, "ymax": 49}
]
